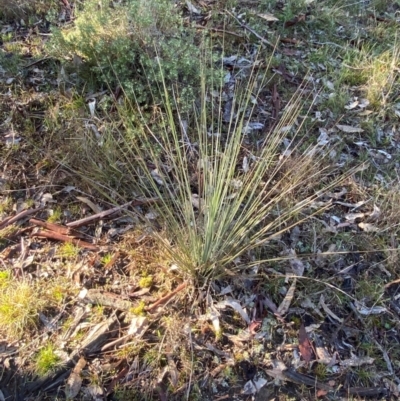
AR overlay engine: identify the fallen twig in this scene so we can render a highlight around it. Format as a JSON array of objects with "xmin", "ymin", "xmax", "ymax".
[
  {"xmin": 0, "ymin": 207, "xmax": 44, "ymax": 230},
  {"xmin": 225, "ymin": 10, "xmax": 275, "ymax": 48},
  {"xmin": 146, "ymin": 282, "xmax": 188, "ymax": 311},
  {"xmin": 31, "ymin": 230, "xmax": 99, "ymax": 251},
  {"xmin": 66, "ymin": 198, "xmax": 158, "ymax": 228},
  {"xmin": 30, "ymin": 218, "xmax": 72, "ymax": 236}
]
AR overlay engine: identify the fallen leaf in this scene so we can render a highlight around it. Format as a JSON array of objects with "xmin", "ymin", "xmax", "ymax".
[
  {"xmin": 65, "ymin": 357, "xmax": 87, "ymax": 399},
  {"xmin": 243, "ymin": 377, "xmax": 268, "ymax": 395},
  {"xmin": 76, "ymin": 196, "xmax": 102, "ymax": 214},
  {"xmin": 319, "ymin": 294, "xmax": 343, "ymax": 322},
  {"xmin": 298, "ymin": 324, "xmax": 313, "ymax": 363},
  {"xmin": 127, "ymin": 316, "xmax": 148, "ymax": 337},
  {"xmin": 340, "ymin": 354, "xmax": 374, "ymax": 367},
  {"xmin": 355, "ymin": 303, "xmax": 387, "ymax": 315},
  {"xmin": 358, "ymin": 222, "xmax": 379, "ymax": 232},
  {"xmin": 258, "ymin": 13, "xmax": 279, "ymax": 22},
  {"xmin": 277, "ymin": 279, "xmax": 296, "ymax": 315},
  {"xmin": 265, "ymin": 360, "xmax": 287, "ymax": 382},
  {"xmin": 336, "ymin": 124, "xmax": 364, "ymax": 133},
  {"xmin": 215, "ymin": 299, "xmax": 250, "ymax": 324}
]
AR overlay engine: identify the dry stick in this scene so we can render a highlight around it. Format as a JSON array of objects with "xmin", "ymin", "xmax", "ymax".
[
  {"xmin": 31, "ymin": 230, "xmax": 99, "ymax": 251},
  {"xmin": 146, "ymin": 282, "xmax": 188, "ymax": 311},
  {"xmin": 193, "ymin": 24, "xmax": 244, "ymax": 39},
  {"xmin": 30, "ymin": 218, "xmax": 72, "ymax": 236},
  {"xmin": 0, "ymin": 207, "xmax": 44, "ymax": 230},
  {"xmin": 66, "ymin": 198, "xmax": 158, "ymax": 228},
  {"xmin": 225, "ymin": 10, "xmax": 275, "ymax": 48}
]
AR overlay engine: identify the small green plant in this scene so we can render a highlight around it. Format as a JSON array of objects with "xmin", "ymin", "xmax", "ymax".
[
  {"xmin": 0, "ymin": 270, "xmax": 11, "ymax": 287},
  {"xmin": 34, "ymin": 343, "xmax": 62, "ymax": 377},
  {"xmin": 130, "ymin": 301, "xmax": 146, "ymax": 316},
  {"xmin": 57, "ymin": 242, "xmax": 80, "ymax": 258},
  {"xmin": 138, "ymin": 275, "xmax": 153, "ymax": 289},
  {"xmin": 0, "ymin": 280, "xmax": 46, "ymax": 340},
  {"xmin": 47, "ymin": 207, "xmax": 62, "ymax": 223},
  {"xmin": 101, "ymin": 252, "xmax": 113, "ymax": 265}
]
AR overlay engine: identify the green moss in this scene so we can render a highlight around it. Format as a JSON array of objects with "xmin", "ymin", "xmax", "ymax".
[
  {"xmin": 138, "ymin": 275, "xmax": 153, "ymax": 289},
  {"xmin": 130, "ymin": 301, "xmax": 146, "ymax": 316},
  {"xmin": 34, "ymin": 343, "xmax": 62, "ymax": 377}
]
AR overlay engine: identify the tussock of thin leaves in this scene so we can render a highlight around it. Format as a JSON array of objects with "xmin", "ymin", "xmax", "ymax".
[{"xmin": 76, "ymin": 55, "xmax": 359, "ymax": 281}]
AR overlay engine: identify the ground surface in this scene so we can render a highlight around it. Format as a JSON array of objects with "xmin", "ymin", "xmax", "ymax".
[{"xmin": 1, "ymin": 1, "xmax": 400, "ymax": 400}]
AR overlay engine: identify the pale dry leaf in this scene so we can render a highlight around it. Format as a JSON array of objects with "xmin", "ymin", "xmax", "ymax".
[
  {"xmin": 355, "ymin": 302, "xmax": 387, "ymax": 315},
  {"xmin": 265, "ymin": 360, "xmax": 287, "ymax": 382},
  {"xmin": 277, "ymin": 279, "xmax": 297, "ymax": 315},
  {"xmin": 242, "ymin": 156, "xmax": 249, "ymax": 173},
  {"xmin": 186, "ymin": 0, "xmax": 200, "ymax": 14},
  {"xmin": 87, "ymin": 98, "xmax": 96, "ymax": 117},
  {"xmin": 76, "ymin": 196, "xmax": 102, "ymax": 214},
  {"xmin": 127, "ymin": 316, "xmax": 148, "ymax": 337},
  {"xmin": 257, "ymin": 12, "xmax": 279, "ymax": 21},
  {"xmin": 336, "ymin": 124, "xmax": 364, "ymax": 133},
  {"xmin": 358, "ymin": 98, "xmax": 370, "ymax": 108},
  {"xmin": 215, "ymin": 299, "xmax": 250, "ymax": 324},
  {"xmin": 340, "ymin": 354, "xmax": 374, "ymax": 368},
  {"xmin": 319, "ymin": 294, "xmax": 343, "ymax": 323},
  {"xmin": 151, "ymin": 169, "xmax": 164, "ymax": 185},
  {"xmin": 344, "ymin": 212, "xmax": 365, "ymax": 222},
  {"xmin": 243, "ymin": 377, "xmax": 268, "ymax": 395},
  {"xmin": 358, "ymin": 222, "xmax": 379, "ymax": 232},
  {"xmin": 368, "ymin": 204, "xmax": 381, "ymax": 221},
  {"xmin": 65, "ymin": 357, "xmax": 87, "ymax": 399},
  {"xmin": 209, "ymin": 309, "xmax": 220, "ymax": 334},
  {"xmin": 344, "ymin": 100, "xmax": 359, "ymax": 110}
]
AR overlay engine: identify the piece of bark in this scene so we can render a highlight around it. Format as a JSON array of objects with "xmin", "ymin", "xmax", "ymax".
[{"xmin": 82, "ymin": 289, "xmax": 133, "ymax": 311}]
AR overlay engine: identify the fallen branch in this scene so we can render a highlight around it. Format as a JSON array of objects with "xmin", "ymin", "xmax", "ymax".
[
  {"xmin": 0, "ymin": 207, "xmax": 44, "ymax": 230},
  {"xmin": 31, "ymin": 230, "xmax": 99, "ymax": 251},
  {"xmin": 30, "ymin": 218, "xmax": 72, "ymax": 236},
  {"xmin": 66, "ymin": 198, "xmax": 158, "ymax": 228},
  {"xmin": 146, "ymin": 282, "xmax": 188, "ymax": 311}
]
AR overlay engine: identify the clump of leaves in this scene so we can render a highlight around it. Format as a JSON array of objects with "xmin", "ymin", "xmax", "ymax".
[
  {"xmin": 0, "ymin": 277, "xmax": 46, "ymax": 340},
  {"xmin": 48, "ymin": 0, "xmax": 213, "ymax": 109},
  {"xmin": 34, "ymin": 343, "xmax": 62, "ymax": 377}
]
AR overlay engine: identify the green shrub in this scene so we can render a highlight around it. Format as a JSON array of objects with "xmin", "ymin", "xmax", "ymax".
[
  {"xmin": 48, "ymin": 0, "xmax": 214, "ymax": 109},
  {"xmin": 0, "ymin": 0, "xmax": 58, "ymax": 20}
]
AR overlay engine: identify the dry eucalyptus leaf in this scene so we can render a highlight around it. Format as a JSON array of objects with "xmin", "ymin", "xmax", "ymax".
[
  {"xmin": 76, "ymin": 196, "xmax": 102, "ymax": 214},
  {"xmin": 258, "ymin": 13, "xmax": 279, "ymax": 21},
  {"xmin": 277, "ymin": 279, "xmax": 297, "ymax": 315},
  {"xmin": 336, "ymin": 124, "xmax": 364, "ymax": 133},
  {"xmin": 65, "ymin": 357, "xmax": 87, "ymax": 399},
  {"xmin": 215, "ymin": 299, "xmax": 250, "ymax": 324},
  {"xmin": 358, "ymin": 222, "xmax": 379, "ymax": 232}
]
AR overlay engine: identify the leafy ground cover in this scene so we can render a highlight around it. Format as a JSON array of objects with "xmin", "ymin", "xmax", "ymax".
[{"xmin": 1, "ymin": 0, "xmax": 400, "ymax": 400}]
